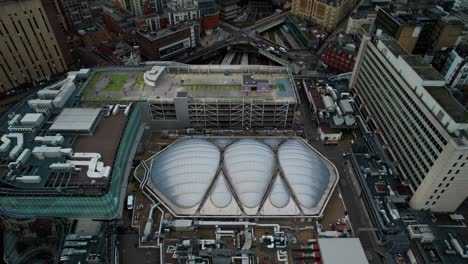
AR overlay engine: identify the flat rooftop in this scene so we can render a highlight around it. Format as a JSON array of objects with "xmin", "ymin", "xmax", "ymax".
[{"xmin": 81, "ymin": 64, "xmax": 297, "ymax": 102}]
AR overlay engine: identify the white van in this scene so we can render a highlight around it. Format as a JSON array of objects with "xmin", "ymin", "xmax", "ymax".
[{"xmin": 127, "ymin": 195, "xmax": 134, "ymax": 210}]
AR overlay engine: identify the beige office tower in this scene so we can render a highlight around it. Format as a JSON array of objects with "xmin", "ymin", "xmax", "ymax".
[
  {"xmin": 0, "ymin": 0, "xmax": 71, "ymax": 95},
  {"xmin": 291, "ymin": 0, "xmax": 356, "ymax": 31},
  {"xmin": 350, "ymin": 35, "xmax": 468, "ymax": 212}
]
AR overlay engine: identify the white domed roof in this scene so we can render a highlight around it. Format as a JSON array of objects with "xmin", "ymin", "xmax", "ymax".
[
  {"xmin": 151, "ymin": 139, "xmax": 220, "ymax": 208},
  {"xmin": 278, "ymin": 139, "xmax": 329, "ymax": 208},
  {"xmin": 224, "ymin": 139, "xmax": 275, "ymax": 208},
  {"xmin": 210, "ymin": 172, "xmax": 232, "ymax": 208},
  {"xmin": 269, "ymin": 176, "xmax": 290, "ymax": 208}
]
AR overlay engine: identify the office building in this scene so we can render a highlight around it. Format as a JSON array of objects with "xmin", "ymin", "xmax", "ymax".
[
  {"xmin": 58, "ymin": 0, "xmax": 93, "ymax": 30},
  {"xmin": 350, "ymin": 35, "xmax": 468, "ymax": 212},
  {"xmin": 165, "ymin": 0, "xmax": 201, "ymax": 25},
  {"xmin": 216, "ymin": 0, "xmax": 241, "ymax": 20},
  {"xmin": 373, "ymin": 8, "xmax": 464, "ymax": 54},
  {"xmin": 117, "ymin": 0, "xmax": 145, "ymax": 16},
  {"xmin": 439, "ymin": 44, "xmax": 468, "ymax": 88},
  {"xmin": 291, "ymin": 0, "xmax": 356, "ymax": 31},
  {"xmin": 346, "ymin": 5, "xmax": 377, "ymax": 35},
  {"xmin": 0, "ymin": 0, "xmax": 71, "ymax": 97},
  {"xmin": 137, "ymin": 22, "xmax": 200, "ymax": 61},
  {"xmin": 199, "ymin": 0, "xmax": 219, "ymax": 30}
]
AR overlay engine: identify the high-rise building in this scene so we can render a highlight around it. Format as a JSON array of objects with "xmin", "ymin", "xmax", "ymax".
[
  {"xmin": 291, "ymin": 0, "xmax": 356, "ymax": 31},
  {"xmin": 118, "ymin": 0, "xmax": 145, "ymax": 16},
  {"xmin": 350, "ymin": 35, "xmax": 468, "ymax": 212},
  {"xmin": 58, "ymin": 0, "xmax": 92, "ymax": 30},
  {"xmin": 373, "ymin": 8, "xmax": 464, "ymax": 54},
  {"xmin": 0, "ymin": 0, "xmax": 71, "ymax": 97}
]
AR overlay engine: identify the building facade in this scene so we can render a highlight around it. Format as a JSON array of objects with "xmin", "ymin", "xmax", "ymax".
[
  {"xmin": 117, "ymin": 0, "xmax": 145, "ymax": 16},
  {"xmin": 216, "ymin": 0, "xmax": 241, "ymax": 21},
  {"xmin": 291, "ymin": 0, "xmax": 356, "ymax": 31},
  {"xmin": 374, "ymin": 8, "xmax": 464, "ymax": 54},
  {"xmin": 137, "ymin": 22, "xmax": 200, "ymax": 61},
  {"xmin": 0, "ymin": 0, "xmax": 71, "ymax": 97},
  {"xmin": 321, "ymin": 44, "xmax": 356, "ymax": 73},
  {"xmin": 58, "ymin": 0, "xmax": 92, "ymax": 30},
  {"xmin": 166, "ymin": 0, "xmax": 200, "ymax": 25},
  {"xmin": 439, "ymin": 44, "xmax": 468, "ymax": 88},
  {"xmin": 346, "ymin": 5, "xmax": 377, "ymax": 35},
  {"xmin": 350, "ymin": 35, "xmax": 468, "ymax": 212}
]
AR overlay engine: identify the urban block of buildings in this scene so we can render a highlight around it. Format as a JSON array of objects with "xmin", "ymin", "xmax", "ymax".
[
  {"xmin": 350, "ymin": 34, "xmax": 468, "ymax": 212},
  {"xmin": 291, "ymin": 0, "xmax": 357, "ymax": 31},
  {"xmin": 373, "ymin": 7, "xmax": 465, "ymax": 54}
]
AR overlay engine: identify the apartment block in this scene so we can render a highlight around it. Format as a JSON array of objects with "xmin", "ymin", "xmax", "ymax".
[
  {"xmin": 291, "ymin": 0, "xmax": 356, "ymax": 31},
  {"xmin": 0, "ymin": 0, "xmax": 71, "ymax": 96},
  {"xmin": 58, "ymin": 0, "xmax": 92, "ymax": 30},
  {"xmin": 350, "ymin": 35, "xmax": 468, "ymax": 212}
]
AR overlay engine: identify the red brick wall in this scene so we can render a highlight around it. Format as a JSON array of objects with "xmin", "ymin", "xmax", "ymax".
[
  {"xmin": 204, "ymin": 14, "xmax": 219, "ymax": 30},
  {"xmin": 321, "ymin": 48, "xmax": 355, "ymax": 73}
]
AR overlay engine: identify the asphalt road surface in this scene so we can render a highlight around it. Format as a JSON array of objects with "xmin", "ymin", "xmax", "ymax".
[{"xmin": 296, "ymin": 79, "xmax": 387, "ymax": 264}]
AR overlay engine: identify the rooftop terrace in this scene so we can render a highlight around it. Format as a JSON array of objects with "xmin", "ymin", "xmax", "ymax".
[{"xmin": 80, "ymin": 64, "xmax": 298, "ymax": 102}]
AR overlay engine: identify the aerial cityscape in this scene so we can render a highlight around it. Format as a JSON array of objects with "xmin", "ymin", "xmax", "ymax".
[{"xmin": 0, "ymin": 0, "xmax": 467, "ymax": 264}]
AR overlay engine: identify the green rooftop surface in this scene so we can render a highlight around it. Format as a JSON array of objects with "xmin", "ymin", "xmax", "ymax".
[{"xmin": 103, "ymin": 75, "xmax": 129, "ymax": 92}]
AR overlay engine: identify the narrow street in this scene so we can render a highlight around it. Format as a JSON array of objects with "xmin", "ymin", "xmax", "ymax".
[{"xmin": 296, "ymin": 79, "xmax": 386, "ymax": 264}]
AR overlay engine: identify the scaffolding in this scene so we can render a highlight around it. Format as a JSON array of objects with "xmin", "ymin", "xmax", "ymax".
[{"xmin": 187, "ymin": 98, "xmax": 295, "ymax": 129}]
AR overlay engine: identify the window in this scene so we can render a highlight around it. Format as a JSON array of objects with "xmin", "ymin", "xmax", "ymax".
[
  {"xmin": 432, "ymin": 201, "xmax": 436, "ymax": 205},
  {"xmin": 453, "ymin": 163, "xmax": 458, "ymax": 167},
  {"xmin": 458, "ymin": 155, "xmax": 463, "ymax": 160},
  {"xmin": 434, "ymin": 189, "xmax": 438, "ymax": 193},
  {"xmin": 461, "ymin": 163, "xmax": 465, "ymax": 168},
  {"xmin": 438, "ymin": 183, "xmax": 442, "ymax": 187},
  {"xmin": 425, "ymin": 201, "xmax": 429, "ymax": 205},
  {"xmin": 430, "ymin": 195, "xmax": 433, "ymax": 199},
  {"xmin": 450, "ymin": 177, "xmax": 455, "ymax": 181},
  {"xmin": 455, "ymin": 170, "xmax": 460, "ymax": 174},
  {"xmin": 441, "ymin": 190, "xmax": 445, "ymax": 194},
  {"xmin": 443, "ymin": 177, "xmax": 447, "ymax": 181},
  {"xmin": 437, "ymin": 196, "xmax": 440, "ymax": 199},
  {"xmin": 446, "ymin": 183, "xmax": 450, "ymax": 188},
  {"xmin": 448, "ymin": 170, "xmax": 452, "ymax": 174}
]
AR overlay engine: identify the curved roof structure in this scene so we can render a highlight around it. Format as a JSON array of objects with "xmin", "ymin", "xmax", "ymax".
[
  {"xmin": 269, "ymin": 176, "xmax": 290, "ymax": 208},
  {"xmin": 278, "ymin": 139, "xmax": 329, "ymax": 208},
  {"xmin": 147, "ymin": 137, "xmax": 338, "ymax": 217},
  {"xmin": 210, "ymin": 172, "xmax": 232, "ymax": 208},
  {"xmin": 150, "ymin": 139, "xmax": 220, "ymax": 208},
  {"xmin": 224, "ymin": 139, "xmax": 275, "ymax": 208}
]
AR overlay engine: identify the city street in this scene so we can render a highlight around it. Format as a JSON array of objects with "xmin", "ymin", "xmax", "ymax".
[{"xmin": 296, "ymin": 79, "xmax": 386, "ymax": 264}]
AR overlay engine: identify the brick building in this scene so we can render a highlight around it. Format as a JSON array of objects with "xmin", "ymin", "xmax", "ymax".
[{"xmin": 137, "ymin": 22, "xmax": 200, "ymax": 61}]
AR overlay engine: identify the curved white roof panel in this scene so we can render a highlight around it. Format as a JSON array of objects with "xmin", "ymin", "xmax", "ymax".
[
  {"xmin": 224, "ymin": 139, "xmax": 275, "ymax": 208},
  {"xmin": 150, "ymin": 139, "xmax": 220, "ymax": 208},
  {"xmin": 278, "ymin": 139, "xmax": 329, "ymax": 208},
  {"xmin": 145, "ymin": 137, "xmax": 337, "ymax": 217},
  {"xmin": 269, "ymin": 176, "xmax": 290, "ymax": 208},
  {"xmin": 210, "ymin": 172, "xmax": 232, "ymax": 208}
]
